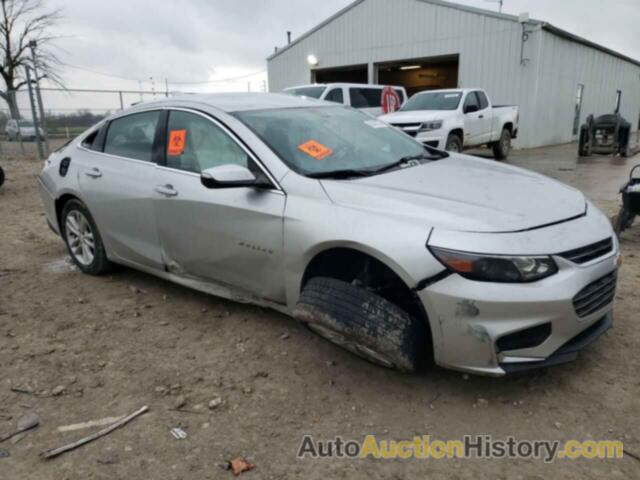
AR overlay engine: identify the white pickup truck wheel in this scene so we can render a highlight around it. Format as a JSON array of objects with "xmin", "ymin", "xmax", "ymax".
[
  {"xmin": 445, "ymin": 134, "xmax": 462, "ymax": 153},
  {"xmin": 493, "ymin": 129, "xmax": 512, "ymax": 159}
]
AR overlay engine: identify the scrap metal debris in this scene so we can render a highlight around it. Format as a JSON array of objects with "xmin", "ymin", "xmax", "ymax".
[
  {"xmin": 0, "ymin": 448, "xmax": 9, "ymax": 459},
  {"xmin": 41, "ymin": 406, "xmax": 148, "ymax": 460},
  {"xmin": 229, "ymin": 457, "xmax": 255, "ymax": 476},
  {"xmin": 0, "ymin": 412, "xmax": 40, "ymax": 443},
  {"xmin": 170, "ymin": 427, "xmax": 187, "ymax": 440}
]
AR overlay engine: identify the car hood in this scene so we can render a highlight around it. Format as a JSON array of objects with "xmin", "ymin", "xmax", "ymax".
[
  {"xmin": 320, "ymin": 155, "xmax": 586, "ymax": 233},
  {"xmin": 379, "ymin": 109, "xmax": 458, "ymax": 124}
]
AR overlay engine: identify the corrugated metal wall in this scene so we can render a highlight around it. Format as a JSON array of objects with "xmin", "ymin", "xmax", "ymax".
[
  {"xmin": 532, "ymin": 30, "xmax": 640, "ymax": 147},
  {"xmin": 267, "ymin": 0, "xmax": 640, "ymax": 149}
]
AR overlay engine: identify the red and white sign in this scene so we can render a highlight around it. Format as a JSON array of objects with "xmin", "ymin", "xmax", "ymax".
[{"xmin": 381, "ymin": 86, "xmax": 401, "ymax": 114}]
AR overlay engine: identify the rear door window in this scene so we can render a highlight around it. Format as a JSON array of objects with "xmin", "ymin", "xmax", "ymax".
[
  {"xmin": 349, "ymin": 88, "xmax": 383, "ymax": 108},
  {"xmin": 463, "ymin": 92, "xmax": 480, "ymax": 112},
  {"xmin": 104, "ymin": 111, "xmax": 160, "ymax": 162},
  {"xmin": 324, "ymin": 88, "xmax": 344, "ymax": 104},
  {"xmin": 476, "ymin": 91, "xmax": 489, "ymax": 110}
]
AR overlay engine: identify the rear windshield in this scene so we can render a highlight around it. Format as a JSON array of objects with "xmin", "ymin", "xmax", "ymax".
[
  {"xmin": 349, "ymin": 88, "xmax": 383, "ymax": 108},
  {"xmin": 401, "ymin": 91, "xmax": 462, "ymax": 111},
  {"xmin": 18, "ymin": 120, "xmax": 34, "ymax": 127},
  {"xmin": 283, "ymin": 86, "xmax": 326, "ymax": 99}
]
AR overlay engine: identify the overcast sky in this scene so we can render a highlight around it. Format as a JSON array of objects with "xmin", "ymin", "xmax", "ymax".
[{"xmin": 16, "ymin": 0, "xmax": 640, "ymax": 113}]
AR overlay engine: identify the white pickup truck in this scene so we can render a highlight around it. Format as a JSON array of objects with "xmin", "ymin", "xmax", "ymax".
[{"xmin": 379, "ymin": 88, "xmax": 519, "ymax": 159}]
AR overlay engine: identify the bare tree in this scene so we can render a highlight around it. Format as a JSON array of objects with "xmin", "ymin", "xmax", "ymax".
[{"xmin": 0, "ymin": 0, "xmax": 62, "ymax": 119}]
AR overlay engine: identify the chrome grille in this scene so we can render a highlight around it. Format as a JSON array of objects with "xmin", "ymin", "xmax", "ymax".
[
  {"xmin": 573, "ymin": 271, "xmax": 617, "ymax": 318},
  {"xmin": 559, "ymin": 238, "xmax": 613, "ymax": 264}
]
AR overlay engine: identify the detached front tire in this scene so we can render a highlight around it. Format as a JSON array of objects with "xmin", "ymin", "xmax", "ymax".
[
  {"xmin": 294, "ymin": 277, "xmax": 428, "ymax": 372},
  {"xmin": 61, "ymin": 199, "xmax": 112, "ymax": 275}
]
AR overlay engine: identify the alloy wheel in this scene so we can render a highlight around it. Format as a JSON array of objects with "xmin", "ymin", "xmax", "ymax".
[{"xmin": 65, "ymin": 210, "xmax": 96, "ymax": 266}]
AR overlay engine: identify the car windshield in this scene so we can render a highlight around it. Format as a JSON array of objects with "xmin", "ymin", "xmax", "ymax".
[
  {"xmin": 283, "ymin": 86, "xmax": 326, "ymax": 99},
  {"xmin": 401, "ymin": 91, "xmax": 462, "ymax": 111},
  {"xmin": 18, "ymin": 120, "xmax": 34, "ymax": 127},
  {"xmin": 234, "ymin": 106, "xmax": 436, "ymax": 177}
]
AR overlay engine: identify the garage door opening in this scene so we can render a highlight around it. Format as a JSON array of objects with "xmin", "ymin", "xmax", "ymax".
[
  {"xmin": 312, "ymin": 64, "xmax": 368, "ymax": 84},
  {"xmin": 376, "ymin": 55, "xmax": 459, "ymax": 96}
]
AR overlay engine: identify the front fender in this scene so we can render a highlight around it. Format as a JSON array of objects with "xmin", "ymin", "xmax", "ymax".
[{"xmin": 281, "ymin": 192, "xmax": 444, "ymax": 311}]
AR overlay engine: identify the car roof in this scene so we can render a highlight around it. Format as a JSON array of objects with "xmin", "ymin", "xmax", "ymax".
[
  {"xmin": 284, "ymin": 83, "xmax": 406, "ymax": 90},
  {"xmin": 413, "ymin": 88, "xmax": 475, "ymax": 96},
  {"xmin": 125, "ymin": 92, "xmax": 331, "ymax": 113}
]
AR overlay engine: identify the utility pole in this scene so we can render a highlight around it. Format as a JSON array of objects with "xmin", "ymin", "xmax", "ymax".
[
  {"xmin": 484, "ymin": 0, "xmax": 503, "ymax": 13},
  {"xmin": 29, "ymin": 40, "xmax": 49, "ymax": 155},
  {"xmin": 165, "ymin": 78, "xmax": 169, "ymax": 97},
  {"xmin": 150, "ymin": 76, "xmax": 156, "ymax": 97},
  {"xmin": 24, "ymin": 66, "xmax": 44, "ymax": 160}
]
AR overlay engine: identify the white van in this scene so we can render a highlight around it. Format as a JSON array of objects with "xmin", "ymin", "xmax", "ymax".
[{"xmin": 283, "ymin": 83, "xmax": 407, "ymax": 116}]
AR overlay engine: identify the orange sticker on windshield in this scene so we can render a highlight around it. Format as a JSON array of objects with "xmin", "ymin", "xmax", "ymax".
[
  {"xmin": 298, "ymin": 140, "xmax": 333, "ymax": 160},
  {"xmin": 167, "ymin": 129, "xmax": 187, "ymax": 156}
]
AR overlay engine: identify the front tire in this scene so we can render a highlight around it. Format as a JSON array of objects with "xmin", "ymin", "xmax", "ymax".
[
  {"xmin": 493, "ymin": 128, "xmax": 512, "ymax": 159},
  {"xmin": 61, "ymin": 199, "xmax": 112, "ymax": 275},
  {"xmin": 294, "ymin": 277, "xmax": 428, "ymax": 372},
  {"xmin": 445, "ymin": 134, "xmax": 463, "ymax": 153}
]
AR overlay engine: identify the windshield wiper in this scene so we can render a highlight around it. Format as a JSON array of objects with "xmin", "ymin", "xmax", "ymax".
[
  {"xmin": 369, "ymin": 151, "xmax": 447, "ymax": 174},
  {"xmin": 306, "ymin": 150, "xmax": 448, "ymax": 180},
  {"xmin": 306, "ymin": 169, "xmax": 374, "ymax": 179}
]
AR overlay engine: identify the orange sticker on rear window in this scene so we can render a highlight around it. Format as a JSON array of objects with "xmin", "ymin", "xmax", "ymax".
[
  {"xmin": 298, "ymin": 140, "xmax": 333, "ymax": 160},
  {"xmin": 167, "ymin": 129, "xmax": 187, "ymax": 156}
]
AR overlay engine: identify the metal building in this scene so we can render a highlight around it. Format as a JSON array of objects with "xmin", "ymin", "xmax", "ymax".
[{"xmin": 267, "ymin": 0, "xmax": 640, "ymax": 149}]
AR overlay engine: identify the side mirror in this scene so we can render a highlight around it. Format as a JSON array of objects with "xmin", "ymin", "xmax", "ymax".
[
  {"xmin": 200, "ymin": 164, "xmax": 271, "ymax": 189},
  {"xmin": 464, "ymin": 104, "xmax": 479, "ymax": 114}
]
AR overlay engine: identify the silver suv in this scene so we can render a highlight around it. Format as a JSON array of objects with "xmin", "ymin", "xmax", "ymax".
[{"xmin": 37, "ymin": 93, "xmax": 618, "ymax": 376}]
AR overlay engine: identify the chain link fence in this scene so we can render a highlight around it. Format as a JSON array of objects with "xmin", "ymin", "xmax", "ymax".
[{"xmin": 0, "ymin": 77, "xmax": 268, "ymax": 159}]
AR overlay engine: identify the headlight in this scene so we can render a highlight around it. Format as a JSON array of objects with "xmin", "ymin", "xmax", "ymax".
[
  {"xmin": 419, "ymin": 120, "xmax": 443, "ymax": 132},
  {"xmin": 429, "ymin": 247, "xmax": 558, "ymax": 283}
]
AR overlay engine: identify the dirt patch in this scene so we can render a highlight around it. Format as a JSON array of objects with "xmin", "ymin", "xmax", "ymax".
[{"xmin": 0, "ymin": 144, "xmax": 639, "ymax": 479}]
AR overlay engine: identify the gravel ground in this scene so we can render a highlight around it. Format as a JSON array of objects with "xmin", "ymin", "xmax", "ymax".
[{"xmin": 0, "ymin": 140, "xmax": 639, "ymax": 479}]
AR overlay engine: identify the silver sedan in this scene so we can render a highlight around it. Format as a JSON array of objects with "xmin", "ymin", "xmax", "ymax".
[{"xmin": 38, "ymin": 93, "xmax": 618, "ymax": 376}]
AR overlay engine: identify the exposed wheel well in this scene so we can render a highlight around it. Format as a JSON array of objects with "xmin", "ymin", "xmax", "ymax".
[
  {"xmin": 55, "ymin": 194, "xmax": 81, "ymax": 232},
  {"xmin": 448, "ymin": 128, "xmax": 463, "ymax": 141},
  {"xmin": 301, "ymin": 248, "xmax": 432, "ymax": 342},
  {"xmin": 503, "ymin": 123, "xmax": 513, "ymax": 135}
]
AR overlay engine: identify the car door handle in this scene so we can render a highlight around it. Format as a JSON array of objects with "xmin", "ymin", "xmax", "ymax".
[
  {"xmin": 155, "ymin": 184, "xmax": 178, "ymax": 197},
  {"xmin": 84, "ymin": 168, "xmax": 102, "ymax": 178},
  {"xmin": 479, "ymin": 115, "xmax": 484, "ymax": 119}
]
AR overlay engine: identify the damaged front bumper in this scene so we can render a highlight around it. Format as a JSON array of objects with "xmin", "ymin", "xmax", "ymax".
[{"xmin": 416, "ymin": 251, "xmax": 618, "ymax": 376}]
